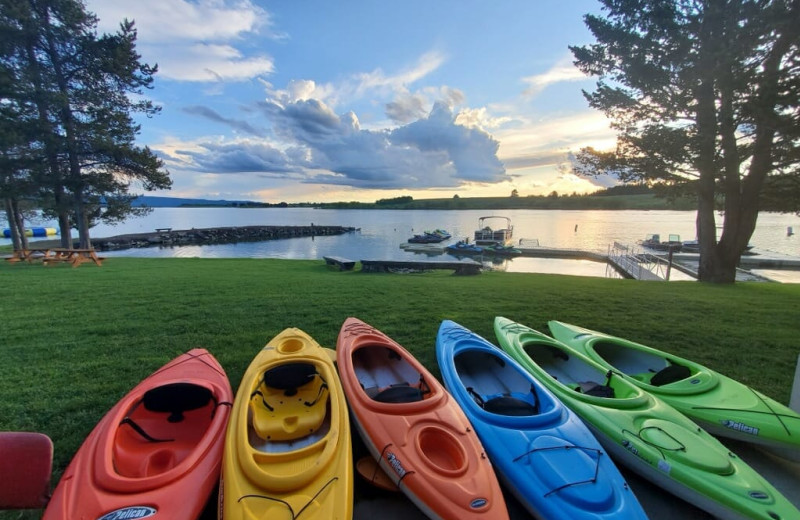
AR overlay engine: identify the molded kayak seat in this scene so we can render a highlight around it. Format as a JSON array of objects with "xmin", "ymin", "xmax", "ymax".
[
  {"xmin": 650, "ymin": 364, "xmax": 691, "ymax": 387},
  {"xmin": 483, "ymin": 396, "xmax": 538, "ymax": 416},
  {"xmin": 250, "ymin": 372, "xmax": 328, "ymax": 441}
]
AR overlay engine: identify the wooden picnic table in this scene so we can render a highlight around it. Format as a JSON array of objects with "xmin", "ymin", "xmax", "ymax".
[{"xmin": 6, "ymin": 248, "xmax": 104, "ymax": 267}]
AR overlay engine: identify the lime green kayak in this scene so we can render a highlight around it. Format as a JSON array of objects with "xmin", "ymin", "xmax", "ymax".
[
  {"xmin": 494, "ymin": 316, "xmax": 799, "ymax": 520},
  {"xmin": 547, "ymin": 320, "xmax": 800, "ymax": 463}
]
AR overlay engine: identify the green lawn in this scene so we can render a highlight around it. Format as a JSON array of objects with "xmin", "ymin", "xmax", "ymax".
[{"xmin": 1, "ymin": 258, "xmax": 798, "ymax": 517}]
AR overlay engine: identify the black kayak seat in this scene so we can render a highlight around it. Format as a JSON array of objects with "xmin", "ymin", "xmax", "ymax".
[
  {"xmin": 483, "ymin": 396, "xmax": 538, "ymax": 416},
  {"xmin": 373, "ymin": 384, "xmax": 423, "ymax": 403},
  {"xmin": 143, "ymin": 383, "xmax": 213, "ymax": 423},
  {"xmin": 650, "ymin": 364, "xmax": 691, "ymax": 386},
  {"xmin": 577, "ymin": 381, "xmax": 615, "ymax": 398},
  {"xmin": 263, "ymin": 363, "xmax": 317, "ymax": 396}
]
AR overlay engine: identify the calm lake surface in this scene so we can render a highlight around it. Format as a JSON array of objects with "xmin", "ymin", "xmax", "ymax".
[{"xmin": 6, "ymin": 208, "xmax": 799, "ymax": 280}]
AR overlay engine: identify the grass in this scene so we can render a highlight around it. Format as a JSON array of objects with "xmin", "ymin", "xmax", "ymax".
[{"xmin": 1, "ymin": 257, "xmax": 798, "ymax": 518}]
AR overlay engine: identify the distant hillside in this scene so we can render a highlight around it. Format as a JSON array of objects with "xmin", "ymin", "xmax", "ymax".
[{"xmin": 132, "ymin": 196, "xmax": 267, "ymax": 208}]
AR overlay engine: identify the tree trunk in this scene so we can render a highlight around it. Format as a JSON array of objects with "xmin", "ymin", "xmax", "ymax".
[
  {"xmin": 695, "ymin": 1, "xmax": 729, "ymax": 282},
  {"xmin": 4, "ymin": 199, "xmax": 22, "ymax": 250},
  {"xmin": 74, "ymin": 187, "xmax": 92, "ymax": 249},
  {"xmin": 10, "ymin": 199, "xmax": 30, "ymax": 250}
]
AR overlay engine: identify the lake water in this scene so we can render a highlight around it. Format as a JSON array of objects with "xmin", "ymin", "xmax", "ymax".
[{"xmin": 5, "ymin": 208, "xmax": 799, "ymax": 280}]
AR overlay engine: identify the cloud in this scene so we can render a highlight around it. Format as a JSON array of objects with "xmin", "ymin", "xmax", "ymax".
[
  {"xmin": 87, "ymin": 0, "xmax": 276, "ymax": 82},
  {"xmin": 522, "ymin": 56, "xmax": 588, "ymax": 97},
  {"xmin": 183, "ymin": 105, "xmax": 266, "ymax": 136},
  {"xmin": 262, "ymin": 51, "xmax": 447, "ymax": 114},
  {"xmin": 390, "ymin": 102, "xmax": 507, "ymax": 183},
  {"xmin": 174, "ymin": 140, "xmax": 296, "ymax": 175},
  {"xmin": 168, "ymin": 97, "xmax": 507, "ymax": 190},
  {"xmin": 354, "ymin": 51, "xmax": 446, "ymax": 96},
  {"xmin": 385, "ymin": 92, "xmax": 428, "ymax": 124}
]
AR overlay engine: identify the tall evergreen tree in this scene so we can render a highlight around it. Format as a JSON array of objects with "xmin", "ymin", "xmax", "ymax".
[
  {"xmin": 0, "ymin": 0, "xmax": 170, "ymax": 249},
  {"xmin": 571, "ymin": 0, "xmax": 800, "ymax": 283}
]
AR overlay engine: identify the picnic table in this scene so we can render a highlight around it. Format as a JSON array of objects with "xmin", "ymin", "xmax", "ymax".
[{"xmin": 6, "ymin": 248, "xmax": 104, "ymax": 267}]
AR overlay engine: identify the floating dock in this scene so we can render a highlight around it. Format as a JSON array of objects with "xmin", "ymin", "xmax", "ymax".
[{"xmin": 402, "ymin": 240, "xmax": 800, "ymax": 281}]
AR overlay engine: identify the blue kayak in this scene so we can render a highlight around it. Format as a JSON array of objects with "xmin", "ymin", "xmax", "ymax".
[{"xmin": 435, "ymin": 320, "xmax": 648, "ymax": 520}]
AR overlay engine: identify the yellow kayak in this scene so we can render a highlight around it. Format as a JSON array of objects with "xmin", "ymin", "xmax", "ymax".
[{"xmin": 219, "ymin": 328, "xmax": 353, "ymax": 519}]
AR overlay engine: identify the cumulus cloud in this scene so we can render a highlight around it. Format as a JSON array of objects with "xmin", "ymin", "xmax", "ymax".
[
  {"xmin": 390, "ymin": 103, "xmax": 507, "ymax": 183},
  {"xmin": 385, "ymin": 92, "xmax": 428, "ymax": 124},
  {"xmin": 87, "ymin": 0, "xmax": 275, "ymax": 82},
  {"xmin": 170, "ymin": 97, "xmax": 507, "ymax": 189}
]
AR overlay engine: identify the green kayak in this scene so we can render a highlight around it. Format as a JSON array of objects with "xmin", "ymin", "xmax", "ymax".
[
  {"xmin": 494, "ymin": 316, "xmax": 799, "ymax": 520},
  {"xmin": 547, "ymin": 320, "xmax": 800, "ymax": 463}
]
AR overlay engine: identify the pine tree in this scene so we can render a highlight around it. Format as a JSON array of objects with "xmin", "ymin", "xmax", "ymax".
[
  {"xmin": 571, "ymin": 0, "xmax": 800, "ymax": 282},
  {"xmin": 0, "ymin": 0, "xmax": 171, "ymax": 249}
]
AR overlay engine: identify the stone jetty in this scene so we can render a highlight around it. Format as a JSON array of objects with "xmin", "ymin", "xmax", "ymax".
[{"xmin": 92, "ymin": 225, "xmax": 357, "ymax": 251}]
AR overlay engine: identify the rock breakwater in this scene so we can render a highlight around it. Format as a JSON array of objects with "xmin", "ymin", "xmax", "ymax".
[{"xmin": 93, "ymin": 225, "xmax": 357, "ymax": 251}]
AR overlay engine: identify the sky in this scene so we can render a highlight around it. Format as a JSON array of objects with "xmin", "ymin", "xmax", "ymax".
[{"xmin": 85, "ymin": 0, "xmax": 618, "ymax": 203}]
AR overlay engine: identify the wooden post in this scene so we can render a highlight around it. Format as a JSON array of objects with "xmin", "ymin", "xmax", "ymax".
[
  {"xmin": 666, "ymin": 246, "xmax": 674, "ymax": 281},
  {"xmin": 791, "ymin": 353, "xmax": 800, "ymax": 413}
]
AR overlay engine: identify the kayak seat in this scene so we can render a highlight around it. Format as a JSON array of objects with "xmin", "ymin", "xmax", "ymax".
[
  {"xmin": 483, "ymin": 396, "xmax": 538, "ymax": 416},
  {"xmin": 263, "ymin": 363, "xmax": 317, "ymax": 396},
  {"xmin": 576, "ymin": 381, "xmax": 615, "ymax": 398},
  {"xmin": 143, "ymin": 383, "xmax": 214, "ymax": 423},
  {"xmin": 650, "ymin": 364, "xmax": 691, "ymax": 386},
  {"xmin": 373, "ymin": 383, "xmax": 423, "ymax": 403},
  {"xmin": 250, "ymin": 372, "xmax": 328, "ymax": 441}
]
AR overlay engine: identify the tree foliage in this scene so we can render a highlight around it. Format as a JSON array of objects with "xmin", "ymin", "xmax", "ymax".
[
  {"xmin": 571, "ymin": 0, "xmax": 800, "ymax": 282},
  {"xmin": 0, "ymin": 0, "xmax": 170, "ymax": 248}
]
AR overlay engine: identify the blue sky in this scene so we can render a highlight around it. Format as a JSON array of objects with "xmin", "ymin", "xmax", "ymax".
[{"xmin": 86, "ymin": 0, "xmax": 616, "ymax": 203}]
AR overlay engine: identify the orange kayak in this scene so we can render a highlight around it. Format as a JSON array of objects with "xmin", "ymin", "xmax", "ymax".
[
  {"xmin": 336, "ymin": 317, "xmax": 508, "ymax": 520},
  {"xmin": 43, "ymin": 349, "xmax": 233, "ymax": 520}
]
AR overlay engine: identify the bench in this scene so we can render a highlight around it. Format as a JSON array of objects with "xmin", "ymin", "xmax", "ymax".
[
  {"xmin": 360, "ymin": 259, "xmax": 481, "ymax": 275},
  {"xmin": 323, "ymin": 256, "xmax": 356, "ymax": 271}
]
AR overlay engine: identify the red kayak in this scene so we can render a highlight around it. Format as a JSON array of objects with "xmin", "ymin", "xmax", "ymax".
[{"xmin": 43, "ymin": 349, "xmax": 233, "ymax": 520}]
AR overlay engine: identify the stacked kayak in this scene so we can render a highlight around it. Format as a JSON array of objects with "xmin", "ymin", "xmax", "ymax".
[
  {"xmin": 435, "ymin": 320, "xmax": 648, "ymax": 520},
  {"xmin": 494, "ymin": 317, "xmax": 800, "ymax": 520},
  {"xmin": 220, "ymin": 328, "xmax": 352, "ymax": 519},
  {"xmin": 337, "ymin": 317, "xmax": 508, "ymax": 520},
  {"xmin": 43, "ymin": 349, "xmax": 233, "ymax": 520},
  {"xmin": 548, "ymin": 320, "xmax": 800, "ymax": 462}
]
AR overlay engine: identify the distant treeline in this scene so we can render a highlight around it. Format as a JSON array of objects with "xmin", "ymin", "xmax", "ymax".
[{"xmin": 302, "ymin": 185, "xmax": 697, "ymax": 211}]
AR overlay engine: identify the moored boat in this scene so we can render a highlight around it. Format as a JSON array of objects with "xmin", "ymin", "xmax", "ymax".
[
  {"xmin": 638, "ymin": 233, "xmax": 682, "ymax": 252},
  {"xmin": 43, "ymin": 349, "xmax": 233, "ymax": 520},
  {"xmin": 436, "ymin": 320, "xmax": 648, "ymax": 520},
  {"xmin": 474, "ymin": 216, "xmax": 513, "ymax": 246},
  {"xmin": 409, "ymin": 229, "xmax": 452, "ymax": 243},
  {"xmin": 336, "ymin": 317, "xmax": 508, "ymax": 520},
  {"xmin": 494, "ymin": 317, "xmax": 800, "ymax": 520},
  {"xmin": 445, "ymin": 240, "xmax": 483, "ymax": 255},
  {"xmin": 220, "ymin": 328, "xmax": 353, "ymax": 519},
  {"xmin": 548, "ymin": 320, "xmax": 800, "ymax": 462}
]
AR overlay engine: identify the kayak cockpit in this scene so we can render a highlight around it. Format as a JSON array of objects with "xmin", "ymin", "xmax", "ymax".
[
  {"xmin": 590, "ymin": 340, "xmax": 718, "ymax": 394},
  {"xmin": 353, "ymin": 345, "xmax": 437, "ymax": 405},
  {"xmin": 247, "ymin": 361, "xmax": 331, "ymax": 452},
  {"xmin": 523, "ymin": 342, "xmax": 649, "ymax": 407},
  {"xmin": 452, "ymin": 348, "xmax": 560, "ymax": 424},
  {"xmin": 112, "ymin": 382, "xmax": 219, "ymax": 479}
]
